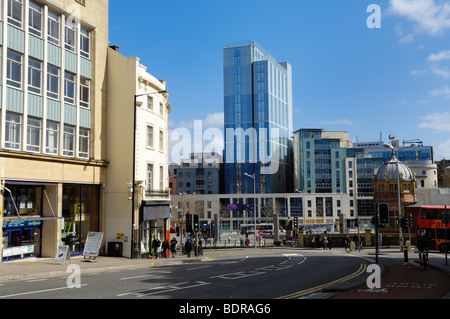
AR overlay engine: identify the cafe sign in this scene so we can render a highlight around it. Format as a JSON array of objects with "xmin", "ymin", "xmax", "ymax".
[{"xmin": 143, "ymin": 205, "xmax": 170, "ymax": 221}]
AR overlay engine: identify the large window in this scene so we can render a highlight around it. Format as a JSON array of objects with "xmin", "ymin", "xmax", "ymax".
[
  {"xmin": 80, "ymin": 27, "xmax": 90, "ymax": 59},
  {"xmin": 62, "ymin": 185, "xmax": 100, "ymax": 255},
  {"xmin": 79, "ymin": 128, "xmax": 89, "ymax": 158},
  {"xmin": 64, "ymin": 71, "xmax": 76, "ymax": 104},
  {"xmin": 26, "ymin": 117, "xmax": 41, "ymax": 152},
  {"xmin": 63, "ymin": 124, "xmax": 75, "ymax": 156},
  {"xmin": 47, "ymin": 10, "xmax": 60, "ymax": 45},
  {"xmin": 147, "ymin": 164, "xmax": 153, "ymax": 191},
  {"xmin": 28, "ymin": 1, "xmax": 42, "ymax": 37},
  {"xmin": 79, "ymin": 77, "xmax": 90, "ymax": 108},
  {"xmin": 65, "ymin": 20, "xmax": 76, "ymax": 52},
  {"xmin": 46, "ymin": 120, "xmax": 59, "ymax": 154},
  {"xmin": 28, "ymin": 57, "xmax": 42, "ymax": 94},
  {"xmin": 7, "ymin": 0, "xmax": 23, "ymax": 28},
  {"xmin": 7, "ymin": 50, "xmax": 22, "ymax": 88},
  {"xmin": 5, "ymin": 112, "xmax": 21, "ymax": 150},
  {"xmin": 146, "ymin": 125, "xmax": 153, "ymax": 148},
  {"xmin": 47, "ymin": 64, "xmax": 59, "ymax": 99}
]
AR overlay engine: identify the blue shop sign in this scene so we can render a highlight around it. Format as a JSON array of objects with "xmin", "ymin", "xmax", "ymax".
[{"xmin": 3, "ymin": 220, "xmax": 42, "ymax": 229}]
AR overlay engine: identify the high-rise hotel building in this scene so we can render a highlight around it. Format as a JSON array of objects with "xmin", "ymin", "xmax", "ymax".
[
  {"xmin": 0, "ymin": 0, "xmax": 108, "ymax": 262},
  {"xmin": 223, "ymin": 41, "xmax": 292, "ymax": 194}
]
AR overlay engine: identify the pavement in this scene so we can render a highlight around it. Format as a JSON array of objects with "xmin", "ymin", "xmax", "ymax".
[{"xmin": 1, "ymin": 246, "xmax": 449, "ymax": 299}]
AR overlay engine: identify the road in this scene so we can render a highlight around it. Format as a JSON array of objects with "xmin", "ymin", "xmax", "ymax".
[{"xmin": 0, "ymin": 249, "xmax": 366, "ymax": 300}]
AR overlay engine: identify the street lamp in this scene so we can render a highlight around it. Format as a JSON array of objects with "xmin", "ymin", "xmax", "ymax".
[
  {"xmin": 131, "ymin": 90, "xmax": 168, "ymax": 259},
  {"xmin": 383, "ymin": 142, "xmax": 416, "ymax": 253},
  {"xmin": 244, "ymin": 172, "xmax": 257, "ymax": 248}
]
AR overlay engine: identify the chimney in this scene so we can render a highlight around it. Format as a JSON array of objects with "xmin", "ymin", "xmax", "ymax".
[{"xmin": 109, "ymin": 45, "xmax": 120, "ymax": 52}]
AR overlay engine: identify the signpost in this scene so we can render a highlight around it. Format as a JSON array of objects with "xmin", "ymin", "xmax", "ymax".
[{"xmin": 82, "ymin": 232, "xmax": 104, "ymax": 262}]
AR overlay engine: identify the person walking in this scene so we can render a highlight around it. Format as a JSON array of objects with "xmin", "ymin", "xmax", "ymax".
[
  {"xmin": 152, "ymin": 236, "xmax": 161, "ymax": 259},
  {"xmin": 161, "ymin": 238, "xmax": 169, "ymax": 258},
  {"xmin": 170, "ymin": 237, "xmax": 177, "ymax": 258},
  {"xmin": 344, "ymin": 235, "xmax": 350, "ymax": 252},
  {"xmin": 323, "ymin": 235, "xmax": 328, "ymax": 250},
  {"xmin": 185, "ymin": 238, "xmax": 193, "ymax": 257}
]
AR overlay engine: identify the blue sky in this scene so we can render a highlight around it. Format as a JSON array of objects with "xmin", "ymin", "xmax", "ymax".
[{"xmin": 109, "ymin": 0, "xmax": 450, "ymax": 162}]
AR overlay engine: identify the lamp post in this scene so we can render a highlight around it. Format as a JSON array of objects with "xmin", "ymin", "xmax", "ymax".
[
  {"xmin": 244, "ymin": 172, "xmax": 257, "ymax": 248},
  {"xmin": 131, "ymin": 90, "xmax": 167, "ymax": 259},
  {"xmin": 383, "ymin": 142, "xmax": 416, "ymax": 253}
]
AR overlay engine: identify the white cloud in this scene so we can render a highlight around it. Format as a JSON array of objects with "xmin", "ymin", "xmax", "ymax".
[
  {"xmin": 436, "ymin": 139, "xmax": 450, "ymax": 159},
  {"xmin": 419, "ymin": 112, "xmax": 450, "ymax": 132},
  {"xmin": 428, "ymin": 50, "xmax": 450, "ymax": 61},
  {"xmin": 430, "ymin": 86, "xmax": 450, "ymax": 98},
  {"xmin": 430, "ymin": 65, "xmax": 450, "ymax": 78},
  {"xmin": 388, "ymin": 0, "xmax": 450, "ymax": 35}
]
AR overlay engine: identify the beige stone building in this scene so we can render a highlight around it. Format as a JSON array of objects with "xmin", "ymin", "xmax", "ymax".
[
  {"xmin": 105, "ymin": 46, "xmax": 171, "ymax": 259},
  {"xmin": 1, "ymin": 0, "xmax": 109, "ymax": 262}
]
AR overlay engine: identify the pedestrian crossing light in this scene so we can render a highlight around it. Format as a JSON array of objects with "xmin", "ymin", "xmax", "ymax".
[
  {"xmin": 193, "ymin": 214, "xmax": 199, "ymax": 232},
  {"xmin": 378, "ymin": 203, "xmax": 389, "ymax": 225}
]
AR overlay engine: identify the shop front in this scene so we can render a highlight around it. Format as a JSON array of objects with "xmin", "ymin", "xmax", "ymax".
[
  {"xmin": 2, "ymin": 183, "xmax": 49, "ymax": 261},
  {"xmin": 139, "ymin": 201, "xmax": 171, "ymax": 258},
  {"xmin": 62, "ymin": 184, "xmax": 100, "ymax": 256}
]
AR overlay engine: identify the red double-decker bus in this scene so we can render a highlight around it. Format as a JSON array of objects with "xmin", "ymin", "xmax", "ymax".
[{"xmin": 416, "ymin": 206, "xmax": 450, "ymax": 253}]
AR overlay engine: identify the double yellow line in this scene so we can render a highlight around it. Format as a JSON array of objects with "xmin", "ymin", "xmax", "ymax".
[{"xmin": 277, "ymin": 264, "xmax": 367, "ymax": 299}]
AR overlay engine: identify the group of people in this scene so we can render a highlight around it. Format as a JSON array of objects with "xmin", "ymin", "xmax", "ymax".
[
  {"xmin": 151, "ymin": 236, "xmax": 179, "ymax": 259},
  {"xmin": 310, "ymin": 234, "xmax": 333, "ymax": 250},
  {"xmin": 344, "ymin": 234, "xmax": 364, "ymax": 252}
]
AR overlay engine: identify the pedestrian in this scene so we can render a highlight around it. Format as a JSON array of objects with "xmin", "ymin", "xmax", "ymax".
[
  {"xmin": 152, "ymin": 236, "xmax": 161, "ymax": 259},
  {"xmin": 311, "ymin": 236, "xmax": 316, "ymax": 249},
  {"xmin": 170, "ymin": 237, "xmax": 177, "ymax": 258},
  {"xmin": 359, "ymin": 237, "xmax": 364, "ymax": 251},
  {"xmin": 162, "ymin": 238, "xmax": 169, "ymax": 258},
  {"xmin": 185, "ymin": 238, "xmax": 193, "ymax": 257},
  {"xmin": 323, "ymin": 236, "xmax": 328, "ymax": 250},
  {"xmin": 344, "ymin": 235, "xmax": 350, "ymax": 252},
  {"xmin": 353, "ymin": 234, "xmax": 359, "ymax": 251},
  {"xmin": 228, "ymin": 235, "xmax": 231, "ymax": 244},
  {"xmin": 328, "ymin": 237, "xmax": 332, "ymax": 250}
]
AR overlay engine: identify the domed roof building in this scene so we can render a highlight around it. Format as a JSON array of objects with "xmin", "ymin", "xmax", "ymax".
[{"xmin": 373, "ymin": 152, "xmax": 417, "ymax": 229}]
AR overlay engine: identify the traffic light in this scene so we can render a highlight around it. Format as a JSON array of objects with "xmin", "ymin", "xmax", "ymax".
[
  {"xmin": 409, "ymin": 214, "xmax": 414, "ymax": 228},
  {"xmin": 186, "ymin": 213, "xmax": 193, "ymax": 233},
  {"xmin": 378, "ymin": 203, "xmax": 389, "ymax": 225},
  {"xmin": 400, "ymin": 216, "xmax": 406, "ymax": 229},
  {"xmin": 293, "ymin": 217, "xmax": 298, "ymax": 229},
  {"xmin": 193, "ymin": 214, "xmax": 200, "ymax": 232}
]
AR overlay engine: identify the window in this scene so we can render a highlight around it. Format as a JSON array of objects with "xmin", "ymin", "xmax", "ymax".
[
  {"xmin": 47, "ymin": 65, "xmax": 60, "ymax": 99},
  {"xmin": 147, "ymin": 96, "xmax": 153, "ymax": 110},
  {"xmin": 80, "ymin": 27, "xmax": 90, "ymax": 59},
  {"xmin": 28, "ymin": 1, "xmax": 42, "ymax": 37},
  {"xmin": 28, "ymin": 57, "xmax": 42, "ymax": 94},
  {"xmin": 63, "ymin": 125, "xmax": 75, "ymax": 156},
  {"xmin": 64, "ymin": 72, "xmax": 76, "ymax": 104},
  {"xmin": 147, "ymin": 164, "xmax": 153, "ymax": 191},
  {"xmin": 159, "ymin": 102, "xmax": 163, "ymax": 116},
  {"xmin": 8, "ymin": 0, "xmax": 23, "ymax": 28},
  {"xmin": 47, "ymin": 10, "xmax": 60, "ymax": 45},
  {"xmin": 146, "ymin": 125, "xmax": 153, "ymax": 148},
  {"xmin": 26, "ymin": 117, "xmax": 41, "ymax": 152},
  {"xmin": 159, "ymin": 130, "xmax": 164, "ymax": 151},
  {"xmin": 79, "ymin": 128, "xmax": 89, "ymax": 158},
  {"xmin": 79, "ymin": 77, "xmax": 90, "ymax": 108},
  {"xmin": 7, "ymin": 50, "xmax": 22, "ymax": 88},
  {"xmin": 65, "ymin": 20, "xmax": 76, "ymax": 52},
  {"xmin": 46, "ymin": 121, "xmax": 59, "ymax": 154},
  {"xmin": 160, "ymin": 166, "xmax": 164, "ymax": 190},
  {"xmin": 5, "ymin": 112, "xmax": 21, "ymax": 150}
]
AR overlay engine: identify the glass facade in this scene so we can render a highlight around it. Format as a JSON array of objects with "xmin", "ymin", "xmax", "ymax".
[
  {"xmin": 224, "ymin": 41, "xmax": 291, "ymax": 194},
  {"xmin": 62, "ymin": 185, "xmax": 100, "ymax": 255}
]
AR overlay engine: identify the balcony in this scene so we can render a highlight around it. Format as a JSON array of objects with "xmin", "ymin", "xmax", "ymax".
[{"xmin": 144, "ymin": 188, "xmax": 171, "ymax": 199}]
